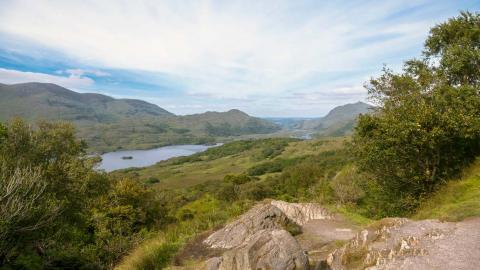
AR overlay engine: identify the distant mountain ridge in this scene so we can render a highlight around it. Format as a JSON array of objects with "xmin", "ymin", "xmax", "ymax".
[
  {"xmin": 0, "ymin": 82, "xmax": 279, "ymax": 152},
  {"xmin": 0, "ymin": 82, "xmax": 173, "ymax": 123},
  {"xmin": 301, "ymin": 101, "xmax": 372, "ymax": 136},
  {"xmin": 268, "ymin": 102, "xmax": 373, "ymax": 137}
]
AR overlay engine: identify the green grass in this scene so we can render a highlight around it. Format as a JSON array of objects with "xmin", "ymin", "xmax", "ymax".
[
  {"xmin": 414, "ymin": 159, "xmax": 480, "ymax": 221},
  {"xmin": 116, "ymin": 195, "xmax": 252, "ymax": 270},
  {"xmin": 121, "ymin": 138, "xmax": 345, "ymax": 190},
  {"xmin": 332, "ymin": 206, "xmax": 374, "ymax": 226}
]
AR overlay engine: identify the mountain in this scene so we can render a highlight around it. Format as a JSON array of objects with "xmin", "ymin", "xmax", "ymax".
[
  {"xmin": 0, "ymin": 82, "xmax": 279, "ymax": 152},
  {"xmin": 0, "ymin": 82, "xmax": 173, "ymax": 123},
  {"xmin": 300, "ymin": 101, "xmax": 373, "ymax": 136},
  {"xmin": 180, "ymin": 109, "xmax": 279, "ymax": 136}
]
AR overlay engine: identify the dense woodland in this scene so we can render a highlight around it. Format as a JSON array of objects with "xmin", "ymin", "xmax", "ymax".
[{"xmin": 1, "ymin": 11, "xmax": 480, "ymax": 270}]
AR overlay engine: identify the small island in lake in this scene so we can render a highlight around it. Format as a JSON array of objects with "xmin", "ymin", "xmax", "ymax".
[{"xmin": 121, "ymin": 156, "xmax": 133, "ymax": 160}]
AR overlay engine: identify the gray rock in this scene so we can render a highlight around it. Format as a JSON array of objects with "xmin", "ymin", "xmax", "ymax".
[
  {"xmin": 271, "ymin": 200, "xmax": 332, "ymax": 226},
  {"xmin": 203, "ymin": 202, "xmax": 291, "ymax": 249},
  {"xmin": 324, "ymin": 217, "xmax": 480, "ymax": 270},
  {"xmin": 201, "ymin": 200, "xmax": 333, "ymax": 270},
  {"xmin": 217, "ymin": 229, "xmax": 309, "ymax": 270},
  {"xmin": 204, "ymin": 200, "xmax": 331, "ymax": 249}
]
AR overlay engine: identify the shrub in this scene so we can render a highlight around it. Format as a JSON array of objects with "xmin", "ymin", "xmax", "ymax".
[{"xmin": 330, "ymin": 165, "xmax": 365, "ymax": 204}]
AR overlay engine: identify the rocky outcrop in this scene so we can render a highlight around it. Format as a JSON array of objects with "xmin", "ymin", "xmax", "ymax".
[
  {"xmin": 207, "ymin": 229, "xmax": 309, "ymax": 270},
  {"xmin": 203, "ymin": 203, "xmax": 291, "ymax": 249},
  {"xmin": 204, "ymin": 200, "xmax": 331, "ymax": 249},
  {"xmin": 271, "ymin": 200, "xmax": 332, "ymax": 226},
  {"xmin": 324, "ymin": 217, "xmax": 480, "ymax": 270},
  {"xmin": 201, "ymin": 200, "xmax": 332, "ymax": 270}
]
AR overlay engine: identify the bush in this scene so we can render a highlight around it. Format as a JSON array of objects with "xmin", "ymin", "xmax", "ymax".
[
  {"xmin": 331, "ymin": 165, "xmax": 364, "ymax": 204},
  {"xmin": 247, "ymin": 158, "xmax": 302, "ymax": 176},
  {"xmin": 146, "ymin": 177, "xmax": 160, "ymax": 184},
  {"xmin": 238, "ymin": 182, "xmax": 274, "ymax": 201}
]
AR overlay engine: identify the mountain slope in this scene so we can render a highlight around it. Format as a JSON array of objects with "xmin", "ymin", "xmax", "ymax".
[
  {"xmin": 0, "ymin": 82, "xmax": 279, "ymax": 152},
  {"xmin": 301, "ymin": 101, "xmax": 372, "ymax": 136},
  {"xmin": 0, "ymin": 82, "xmax": 173, "ymax": 123}
]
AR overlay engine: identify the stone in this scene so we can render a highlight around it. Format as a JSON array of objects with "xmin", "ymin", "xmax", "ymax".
[
  {"xmin": 203, "ymin": 203, "xmax": 290, "ymax": 249},
  {"xmin": 270, "ymin": 200, "xmax": 332, "ymax": 226},
  {"xmin": 201, "ymin": 200, "xmax": 332, "ymax": 270},
  {"xmin": 216, "ymin": 229, "xmax": 309, "ymax": 270},
  {"xmin": 324, "ymin": 217, "xmax": 480, "ymax": 270}
]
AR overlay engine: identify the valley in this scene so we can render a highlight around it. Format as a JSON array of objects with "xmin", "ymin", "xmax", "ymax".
[
  {"xmin": 1, "ymin": 7, "xmax": 479, "ymax": 270},
  {"xmin": 0, "ymin": 83, "xmax": 279, "ymax": 152},
  {"xmin": 0, "ymin": 82, "xmax": 371, "ymax": 153}
]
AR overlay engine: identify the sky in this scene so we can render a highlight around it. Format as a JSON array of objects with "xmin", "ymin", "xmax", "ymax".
[{"xmin": 0, "ymin": 0, "xmax": 478, "ymax": 117}]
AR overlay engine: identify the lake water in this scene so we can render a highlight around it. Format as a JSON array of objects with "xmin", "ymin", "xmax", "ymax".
[{"xmin": 98, "ymin": 144, "xmax": 217, "ymax": 172}]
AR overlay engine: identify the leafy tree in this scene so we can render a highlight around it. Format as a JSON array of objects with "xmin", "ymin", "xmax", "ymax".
[
  {"xmin": 424, "ymin": 11, "xmax": 480, "ymax": 86},
  {"xmin": 352, "ymin": 11, "xmax": 480, "ymax": 216},
  {"xmin": 0, "ymin": 119, "xmax": 167, "ymax": 268}
]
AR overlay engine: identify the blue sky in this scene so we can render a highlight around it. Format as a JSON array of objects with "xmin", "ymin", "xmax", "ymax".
[{"xmin": 0, "ymin": 0, "xmax": 478, "ymax": 117}]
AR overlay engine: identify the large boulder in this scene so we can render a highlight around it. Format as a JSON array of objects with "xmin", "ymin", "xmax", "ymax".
[
  {"xmin": 209, "ymin": 229, "xmax": 309, "ymax": 270},
  {"xmin": 204, "ymin": 200, "xmax": 331, "ymax": 249},
  {"xmin": 201, "ymin": 200, "xmax": 332, "ymax": 270},
  {"xmin": 203, "ymin": 203, "xmax": 291, "ymax": 249}
]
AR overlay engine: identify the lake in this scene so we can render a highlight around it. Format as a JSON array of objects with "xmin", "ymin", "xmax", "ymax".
[{"xmin": 98, "ymin": 144, "xmax": 217, "ymax": 172}]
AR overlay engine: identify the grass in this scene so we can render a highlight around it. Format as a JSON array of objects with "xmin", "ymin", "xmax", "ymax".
[
  {"xmin": 116, "ymin": 236, "xmax": 178, "ymax": 270},
  {"xmin": 116, "ymin": 195, "xmax": 252, "ymax": 270},
  {"xmin": 414, "ymin": 159, "xmax": 480, "ymax": 221},
  {"xmin": 137, "ymin": 151, "xmax": 256, "ymax": 189},
  {"xmin": 113, "ymin": 137, "xmax": 366, "ymax": 269},
  {"xmin": 331, "ymin": 206, "xmax": 374, "ymax": 226},
  {"xmin": 122, "ymin": 138, "xmax": 345, "ymax": 190}
]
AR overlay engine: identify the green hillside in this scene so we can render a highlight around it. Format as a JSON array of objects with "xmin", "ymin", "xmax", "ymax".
[
  {"xmin": 0, "ymin": 83, "xmax": 280, "ymax": 152},
  {"xmin": 301, "ymin": 101, "xmax": 372, "ymax": 136},
  {"xmin": 414, "ymin": 158, "xmax": 480, "ymax": 221},
  {"xmin": 0, "ymin": 82, "xmax": 173, "ymax": 121}
]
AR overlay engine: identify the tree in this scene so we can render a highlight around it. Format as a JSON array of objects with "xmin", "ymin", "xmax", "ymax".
[
  {"xmin": 352, "ymin": 12, "xmax": 480, "ymax": 216},
  {"xmin": 0, "ymin": 119, "xmax": 166, "ymax": 268},
  {"xmin": 0, "ymin": 165, "xmax": 60, "ymax": 258},
  {"xmin": 424, "ymin": 11, "xmax": 480, "ymax": 86}
]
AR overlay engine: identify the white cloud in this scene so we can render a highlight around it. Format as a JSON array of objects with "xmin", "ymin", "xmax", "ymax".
[
  {"xmin": 0, "ymin": 0, "xmax": 445, "ymax": 98},
  {"xmin": 0, "ymin": 0, "xmax": 468, "ymax": 116},
  {"xmin": 64, "ymin": 69, "xmax": 110, "ymax": 77},
  {"xmin": 0, "ymin": 68, "xmax": 94, "ymax": 89}
]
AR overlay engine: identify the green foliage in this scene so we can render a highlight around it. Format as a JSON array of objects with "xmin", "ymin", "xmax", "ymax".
[
  {"xmin": 171, "ymin": 138, "xmax": 297, "ymax": 166},
  {"xmin": 145, "ymin": 177, "xmax": 160, "ymax": 184},
  {"xmin": 117, "ymin": 196, "xmax": 252, "ymax": 270},
  {"xmin": 0, "ymin": 119, "xmax": 167, "ymax": 269},
  {"xmin": 263, "ymin": 150, "xmax": 347, "ymax": 200},
  {"xmin": 205, "ymin": 119, "xmax": 280, "ymax": 137},
  {"xmin": 352, "ymin": 11, "xmax": 480, "ymax": 216},
  {"xmin": 247, "ymin": 157, "xmax": 303, "ymax": 176},
  {"xmin": 424, "ymin": 11, "xmax": 480, "ymax": 86},
  {"xmin": 331, "ymin": 165, "xmax": 365, "ymax": 204},
  {"xmin": 414, "ymin": 159, "xmax": 480, "ymax": 221}
]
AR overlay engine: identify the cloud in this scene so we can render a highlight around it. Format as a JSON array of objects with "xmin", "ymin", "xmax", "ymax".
[
  {"xmin": 0, "ymin": 0, "xmax": 474, "ymax": 116},
  {"xmin": 0, "ymin": 68, "xmax": 94, "ymax": 89},
  {"xmin": 64, "ymin": 69, "xmax": 110, "ymax": 77}
]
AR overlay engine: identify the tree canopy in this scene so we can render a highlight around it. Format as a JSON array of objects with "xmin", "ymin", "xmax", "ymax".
[{"xmin": 352, "ymin": 11, "xmax": 480, "ymax": 216}]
